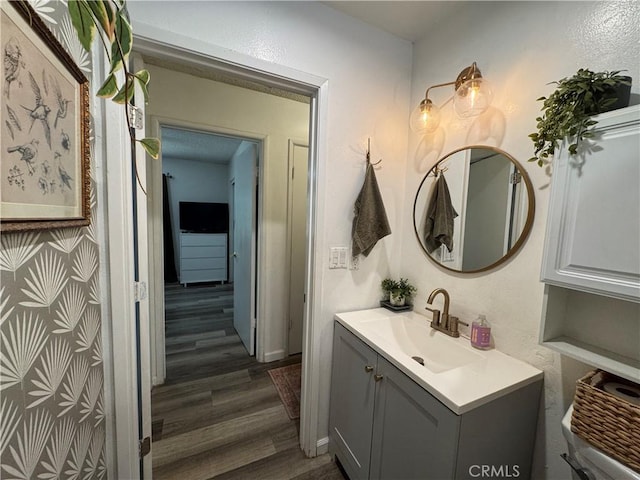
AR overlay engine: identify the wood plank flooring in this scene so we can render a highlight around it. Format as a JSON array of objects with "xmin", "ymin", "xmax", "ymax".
[{"xmin": 152, "ymin": 282, "xmax": 345, "ymax": 480}]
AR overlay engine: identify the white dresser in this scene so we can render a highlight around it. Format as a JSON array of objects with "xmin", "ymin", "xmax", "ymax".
[{"xmin": 179, "ymin": 232, "xmax": 227, "ymax": 286}]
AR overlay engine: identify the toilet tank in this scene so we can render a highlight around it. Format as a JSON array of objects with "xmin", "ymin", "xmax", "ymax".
[{"xmin": 562, "ymin": 405, "xmax": 640, "ymax": 480}]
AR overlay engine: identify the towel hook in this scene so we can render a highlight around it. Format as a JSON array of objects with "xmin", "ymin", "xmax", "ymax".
[
  {"xmin": 366, "ymin": 138, "xmax": 382, "ymax": 166},
  {"xmin": 428, "ymin": 164, "xmax": 448, "ymax": 178}
]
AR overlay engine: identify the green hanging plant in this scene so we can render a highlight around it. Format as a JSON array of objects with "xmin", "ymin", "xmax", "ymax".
[
  {"xmin": 67, "ymin": 0, "xmax": 160, "ymax": 162},
  {"xmin": 528, "ymin": 69, "xmax": 631, "ymax": 167}
]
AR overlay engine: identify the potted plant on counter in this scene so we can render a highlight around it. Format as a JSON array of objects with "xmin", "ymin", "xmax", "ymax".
[
  {"xmin": 381, "ymin": 278, "xmax": 417, "ymax": 307},
  {"xmin": 529, "ymin": 68, "xmax": 631, "ymax": 167}
]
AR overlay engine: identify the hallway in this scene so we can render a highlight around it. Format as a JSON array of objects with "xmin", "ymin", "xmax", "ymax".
[{"xmin": 151, "ymin": 283, "xmax": 344, "ymax": 479}]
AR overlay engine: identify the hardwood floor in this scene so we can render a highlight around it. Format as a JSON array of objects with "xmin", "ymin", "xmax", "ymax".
[{"xmin": 152, "ymin": 282, "xmax": 345, "ymax": 480}]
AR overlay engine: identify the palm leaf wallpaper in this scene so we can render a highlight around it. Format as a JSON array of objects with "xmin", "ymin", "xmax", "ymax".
[{"xmin": 1, "ymin": 1, "xmax": 106, "ymax": 478}]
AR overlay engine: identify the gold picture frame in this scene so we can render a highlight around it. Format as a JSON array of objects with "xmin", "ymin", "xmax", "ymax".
[{"xmin": 1, "ymin": 0, "xmax": 90, "ymax": 232}]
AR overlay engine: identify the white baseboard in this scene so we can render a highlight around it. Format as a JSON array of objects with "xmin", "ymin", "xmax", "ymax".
[
  {"xmin": 152, "ymin": 376, "xmax": 165, "ymax": 387},
  {"xmin": 264, "ymin": 349, "xmax": 285, "ymax": 363},
  {"xmin": 316, "ymin": 436, "xmax": 329, "ymax": 455}
]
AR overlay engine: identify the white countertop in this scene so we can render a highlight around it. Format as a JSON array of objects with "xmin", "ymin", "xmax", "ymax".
[{"xmin": 334, "ymin": 308, "xmax": 543, "ymax": 415}]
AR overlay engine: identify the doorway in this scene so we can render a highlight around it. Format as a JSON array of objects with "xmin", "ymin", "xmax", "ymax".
[
  {"xmin": 143, "ymin": 58, "xmax": 312, "ymax": 473},
  {"xmin": 108, "ymin": 36, "xmax": 327, "ymax": 475},
  {"xmin": 146, "ymin": 63, "xmax": 311, "ymax": 373},
  {"xmin": 159, "ymin": 127, "xmax": 260, "ymax": 368}
]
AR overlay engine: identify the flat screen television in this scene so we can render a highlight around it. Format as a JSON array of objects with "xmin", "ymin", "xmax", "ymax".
[{"xmin": 179, "ymin": 202, "xmax": 229, "ymax": 233}]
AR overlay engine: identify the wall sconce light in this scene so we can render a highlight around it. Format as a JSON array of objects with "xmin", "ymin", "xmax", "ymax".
[{"xmin": 410, "ymin": 62, "xmax": 493, "ymax": 134}]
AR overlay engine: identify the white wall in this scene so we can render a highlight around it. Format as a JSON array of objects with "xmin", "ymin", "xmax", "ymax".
[
  {"xmin": 129, "ymin": 0, "xmax": 412, "ymax": 452},
  {"xmin": 163, "ymin": 157, "xmax": 229, "ymax": 273},
  {"xmin": 403, "ymin": 2, "xmax": 640, "ymax": 479}
]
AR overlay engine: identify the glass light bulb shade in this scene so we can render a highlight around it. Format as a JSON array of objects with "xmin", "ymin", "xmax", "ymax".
[
  {"xmin": 410, "ymin": 100, "xmax": 441, "ymax": 134},
  {"xmin": 453, "ymin": 78, "xmax": 493, "ymax": 118}
]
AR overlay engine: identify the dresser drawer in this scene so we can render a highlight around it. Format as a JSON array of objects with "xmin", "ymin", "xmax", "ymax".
[
  {"xmin": 181, "ymin": 257, "xmax": 226, "ymax": 271},
  {"xmin": 180, "ymin": 245, "xmax": 226, "ymax": 259},
  {"xmin": 180, "ymin": 233, "xmax": 227, "ymax": 247}
]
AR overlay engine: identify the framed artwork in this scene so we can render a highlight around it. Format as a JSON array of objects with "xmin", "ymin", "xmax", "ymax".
[{"xmin": 1, "ymin": 0, "xmax": 90, "ymax": 232}]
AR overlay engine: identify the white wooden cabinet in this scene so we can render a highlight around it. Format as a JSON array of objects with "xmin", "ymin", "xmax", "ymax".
[
  {"xmin": 179, "ymin": 232, "xmax": 227, "ymax": 286},
  {"xmin": 541, "ymin": 105, "xmax": 640, "ymax": 302},
  {"xmin": 539, "ymin": 105, "xmax": 640, "ymax": 383}
]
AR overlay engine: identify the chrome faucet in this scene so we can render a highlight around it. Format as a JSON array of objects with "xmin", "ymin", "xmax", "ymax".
[{"xmin": 426, "ymin": 288, "xmax": 468, "ymax": 337}]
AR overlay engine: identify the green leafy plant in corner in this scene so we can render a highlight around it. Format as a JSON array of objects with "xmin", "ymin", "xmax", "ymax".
[
  {"xmin": 381, "ymin": 277, "xmax": 417, "ymax": 303},
  {"xmin": 67, "ymin": 0, "xmax": 160, "ymax": 168},
  {"xmin": 528, "ymin": 69, "xmax": 631, "ymax": 167}
]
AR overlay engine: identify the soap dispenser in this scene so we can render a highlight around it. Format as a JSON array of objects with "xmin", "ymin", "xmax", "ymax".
[{"xmin": 470, "ymin": 314, "xmax": 491, "ymax": 350}]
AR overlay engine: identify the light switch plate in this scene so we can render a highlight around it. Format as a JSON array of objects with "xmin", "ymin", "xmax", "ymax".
[{"xmin": 329, "ymin": 247, "xmax": 348, "ymax": 269}]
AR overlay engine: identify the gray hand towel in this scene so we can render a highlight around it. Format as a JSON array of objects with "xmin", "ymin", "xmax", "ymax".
[
  {"xmin": 352, "ymin": 163, "xmax": 392, "ymax": 257},
  {"xmin": 424, "ymin": 174, "xmax": 458, "ymax": 253}
]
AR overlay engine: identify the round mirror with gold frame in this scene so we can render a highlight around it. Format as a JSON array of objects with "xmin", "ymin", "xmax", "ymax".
[{"xmin": 413, "ymin": 146, "xmax": 535, "ymax": 273}]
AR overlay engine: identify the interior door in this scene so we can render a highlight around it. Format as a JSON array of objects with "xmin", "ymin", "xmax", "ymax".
[
  {"xmin": 232, "ymin": 143, "xmax": 258, "ymax": 355},
  {"xmin": 461, "ymin": 154, "xmax": 511, "ymax": 271},
  {"xmin": 287, "ymin": 141, "xmax": 308, "ymax": 355}
]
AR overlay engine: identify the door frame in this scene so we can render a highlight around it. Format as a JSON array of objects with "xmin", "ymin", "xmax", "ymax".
[
  {"xmin": 286, "ymin": 139, "xmax": 309, "ymax": 355},
  {"xmin": 104, "ymin": 30, "xmax": 329, "ymax": 473},
  {"xmin": 148, "ymin": 120, "xmax": 265, "ymax": 384}
]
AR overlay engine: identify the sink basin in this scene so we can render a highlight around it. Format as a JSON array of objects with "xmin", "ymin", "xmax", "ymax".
[{"xmin": 359, "ymin": 315, "xmax": 484, "ymax": 373}]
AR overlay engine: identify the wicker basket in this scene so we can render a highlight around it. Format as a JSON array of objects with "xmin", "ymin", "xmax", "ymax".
[{"xmin": 571, "ymin": 370, "xmax": 640, "ymax": 473}]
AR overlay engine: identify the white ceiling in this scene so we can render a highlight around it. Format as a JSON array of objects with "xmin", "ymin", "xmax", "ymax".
[
  {"xmin": 160, "ymin": 2, "xmax": 462, "ymax": 163},
  {"xmin": 161, "ymin": 127, "xmax": 245, "ymax": 164},
  {"xmin": 322, "ymin": 1, "xmax": 465, "ymax": 42}
]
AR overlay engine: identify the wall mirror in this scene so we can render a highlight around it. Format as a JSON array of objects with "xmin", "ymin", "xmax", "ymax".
[{"xmin": 413, "ymin": 146, "xmax": 535, "ymax": 273}]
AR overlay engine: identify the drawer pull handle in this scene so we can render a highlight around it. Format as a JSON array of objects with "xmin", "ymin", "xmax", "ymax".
[
  {"xmin": 364, "ymin": 365, "xmax": 374, "ymax": 373},
  {"xmin": 374, "ymin": 374, "xmax": 384, "ymax": 382}
]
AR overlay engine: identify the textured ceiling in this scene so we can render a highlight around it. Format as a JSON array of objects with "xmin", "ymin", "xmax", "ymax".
[
  {"xmin": 157, "ymin": 2, "xmax": 465, "ymax": 164},
  {"xmin": 161, "ymin": 126, "xmax": 246, "ymax": 164},
  {"xmin": 322, "ymin": 1, "xmax": 465, "ymax": 42}
]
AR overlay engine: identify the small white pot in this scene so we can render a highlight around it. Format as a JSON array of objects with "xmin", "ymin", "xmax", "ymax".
[{"xmin": 389, "ymin": 292, "xmax": 405, "ymax": 306}]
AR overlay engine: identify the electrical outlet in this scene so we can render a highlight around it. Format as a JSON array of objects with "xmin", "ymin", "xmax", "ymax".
[{"xmin": 349, "ymin": 254, "xmax": 359, "ymax": 270}]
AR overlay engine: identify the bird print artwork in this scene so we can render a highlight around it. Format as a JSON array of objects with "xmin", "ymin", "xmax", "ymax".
[
  {"xmin": 36, "ymin": 158, "xmax": 57, "ymax": 195},
  {"xmin": 22, "ymin": 72, "xmax": 52, "ymax": 148},
  {"xmin": 54, "ymin": 152, "xmax": 72, "ymax": 192},
  {"xmin": 57, "ymin": 159, "xmax": 73, "ymax": 192},
  {"xmin": 6, "ymin": 104, "xmax": 22, "ymax": 131},
  {"xmin": 52, "ymin": 76, "xmax": 70, "ymax": 129},
  {"xmin": 7, "ymin": 165, "xmax": 25, "ymax": 190},
  {"xmin": 5, "ymin": 104, "xmax": 22, "ymax": 139},
  {"xmin": 4, "ymin": 37, "xmax": 24, "ymax": 99},
  {"xmin": 60, "ymin": 130, "xmax": 70, "ymax": 152},
  {"xmin": 1, "ymin": 4, "xmax": 85, "ymax": 215},
  {"xmin": 7, "ymin": 139, "xmax": 39, "ymax": 175}
]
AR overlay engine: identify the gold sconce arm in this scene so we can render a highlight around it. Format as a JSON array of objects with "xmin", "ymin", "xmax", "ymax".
[{"xmin": 410, "ymin": 62, "xmax": 493, "ymax": 135}]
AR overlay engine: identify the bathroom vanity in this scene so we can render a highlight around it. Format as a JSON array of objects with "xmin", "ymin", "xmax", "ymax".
[{"xmin": 329, "ymin": 309, "xmax": 543, "ymax": 480}]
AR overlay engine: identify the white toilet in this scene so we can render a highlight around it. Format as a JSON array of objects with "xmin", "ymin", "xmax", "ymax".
[{"xmin": 562, "ymin": 405, "xmax": 640, "ymax": 480}]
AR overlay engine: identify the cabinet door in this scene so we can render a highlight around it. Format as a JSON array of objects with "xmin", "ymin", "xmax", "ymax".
[
  {"xmin": 541, "ymin": 105, "xmax": 640, "ymax": 301},
  {"xmin": 329, "ymin": 323, "xmax": 378, "ymax": 480},
  {"xmin": 369, "ymin": 356, "xmax": 459, "ymax": 480}
]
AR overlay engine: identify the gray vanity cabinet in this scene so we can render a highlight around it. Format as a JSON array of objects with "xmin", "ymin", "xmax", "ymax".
[
  {"xmin": 329, "ymin": 322, "xmax": 378, "ymax": 480},
  {"xmin": 369, "ymin": 355, "xmax": 459, "ymax": 480},
  {"xmin": 329, "ymin": 322, "xmax": 542, "ymax": 480}
]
